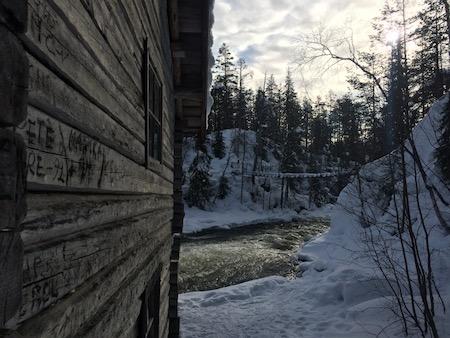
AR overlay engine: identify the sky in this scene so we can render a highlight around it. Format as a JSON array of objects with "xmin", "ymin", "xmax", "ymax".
[{"xmin": 212, "ymin": 0, "xmax": 418, "ymax": 99}]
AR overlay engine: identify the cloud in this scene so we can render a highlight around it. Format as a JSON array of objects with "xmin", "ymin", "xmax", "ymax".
[{"xmin": 212, "ymin": 0, "xmax": 409, "ymax": 98}]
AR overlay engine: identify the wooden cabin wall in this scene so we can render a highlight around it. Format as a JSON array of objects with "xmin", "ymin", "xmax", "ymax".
[{"xmin": 4, "ymin": 0, "xmax": 176, "ymax": 337}]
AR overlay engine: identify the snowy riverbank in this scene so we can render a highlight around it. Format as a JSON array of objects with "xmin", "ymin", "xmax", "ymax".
[
  {"xmin": 183, "ymin": 204, "xmax": 333, "ymax": 233},
  {"xmin": 180, "ymin": 96, "xmax": 450, "ymax": 337},
  {"xmin": 183, "ymin": 128, "xmax": 341, "ymax": 233}
]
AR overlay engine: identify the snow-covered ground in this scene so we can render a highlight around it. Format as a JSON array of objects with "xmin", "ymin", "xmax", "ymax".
[
  {"xmin": 183, "ymin": 129, "xmax": 336, "ymax": 233},
  {"xmin": 184, "ymin": 206, "xmax": 301, "ymax": 233},
  {"xmin": 184, "ymin": 203, "xmax": 334, "ymax": 233},
  {"xmin": 180, "ymin": 96, "xmax": 450, "ymax": 337}
]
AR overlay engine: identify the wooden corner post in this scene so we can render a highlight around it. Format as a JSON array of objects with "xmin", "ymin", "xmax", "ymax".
[{"xmin": 0, "ymin": 0, "xmax": 29, "ymax": 329}]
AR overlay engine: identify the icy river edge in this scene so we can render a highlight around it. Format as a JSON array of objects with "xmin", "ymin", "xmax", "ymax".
[{"xmin": 179, "ymin": 219, "xmax": 330, "ymax": 293}]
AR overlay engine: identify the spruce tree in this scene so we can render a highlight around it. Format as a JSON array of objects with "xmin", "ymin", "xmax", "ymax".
[
  {"xmin": 251, "ymin": 89, "xmax": 269, "ymax": 183},
  {"xmin": 212, "ymin": 130, "xmax": 226, "ymax": 159},
  {"xmin": 266, "ymin": 75, "xmax": 283, "ymax": 143},
  {"xmin": 330, "ymin": 96, "xmax": 363, "ymax": 165},
  {"xmin": 410, "ymin": 0, "xmax": 448, "ymax": 120},
  {"xmin": 310, "ymin": 114, "xmax": 332, "ymax": 156},
  {"xmin": 185, "ymin": 138, "xmax": 212, "ymax": 209},
  {"xmin": 217, "ymin": 176, "xmax": 231, "ymax": 199},
  {"xmin": 212, "ymin": 43, "xmax": 238, "ymax": 130},
  {"xmin": 235, "ymin": 59, "xmax": 253, "ymax": 130},
  {"xmin": 281, "ymin": 71, "xmax": 303, "ymax": 173},
  {"xmin": 308, "ymin": 160, "xmax": 328, "ymax": 208},
  {"xmin": 385, "ymin": 37, "xmax": 408, "ymax": 153},
  {"xmin": 301, "ymin": 99, "xmax": 313, "ymax": 154},
  {"xmin": 347, "ymin": 53, "xmax": 385, "ymax": 161}
]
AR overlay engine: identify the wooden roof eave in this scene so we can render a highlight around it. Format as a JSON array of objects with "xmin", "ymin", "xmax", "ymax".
[{"xmin": 169, "ymin": 0, "xmax": 212, "ymax": 136}]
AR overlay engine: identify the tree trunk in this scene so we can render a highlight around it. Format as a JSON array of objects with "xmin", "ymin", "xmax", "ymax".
[
  {"xmin": 240, "ymin": 131, "xmax": 246, "ymax": 204},
  {"xmin": 442, "ymin": 0, "xmax": 450, "ymax": 63}
]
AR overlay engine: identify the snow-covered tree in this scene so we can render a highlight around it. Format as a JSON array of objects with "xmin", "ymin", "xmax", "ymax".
[
  {"xmin": 185, "ymin": 139, "xmax": 212, "ymax": 209},
  {"xmin": 265, "ymin": 75, "xmax": 283, "ymax": 143},
  {"xmin": 211, "ymin": 43, "xmax": 238, "ymax": 131},
  {"xmin": 330, "ymin": 96, "xmax": 363, "ymax": 165},
  {"xmin": 217, "ymin": 176, "xmax": 230, "ymax": 200},
  {"xmin": 281, "ymin": 70, "xmax": 303, "ymax": 173},
  {"xmin": 235, "ymin": 58, "xmax": 254, "ymax": 130},
  {"xmin": 212, "ymin": 130, "xmax": 226, "ymax": 159},
  {"xmin": 253, "ymin": 89, "xmax": 269, "ymax": 161}
]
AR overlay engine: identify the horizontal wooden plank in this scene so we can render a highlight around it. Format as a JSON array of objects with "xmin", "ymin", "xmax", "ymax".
[
  {"xmin": 14, "ymin": 235, "xmax": 172, "ymax": 338},
  {"xmin": 17, "ymin": 107, "xmax": 173, "ymax": 194},
  {"xmin": 87, "ymin": 0, "xmax": 176, "ymax": 154},
  {"xmin": 120, "ymin": 0, "xmax": 172, "ymax": 89},
  {"xmin": 22, "ymin": 193, "xmax": 173, "ymax": 246},
  {"xmin": 82, "ymin": 0, "xmax": 142, "ymax": 83},
  {"xmin": 28, "ymin": 54, "xmax": 145, "ymax": 165},
  {"xmin": 19, "ymin": 210, "xmax": 172, "ymax": 323},
  {"xmin": 78, "ymin": 252, "xmax": 171, "ymax": 338},
  {"xmin": 0, "ymin": 0, "xmax": 27, "ymax": 33},
  {"xmin": 91, "ymin": 0, "xmax": 176, "ymax": 140},
  {"xmin": 23, "ymin": 0, "xmax": 145, "ymax": 140},
  {"xmin": 51, "ymin": 0, "xmax": 143, "ymax": 108},
  {"xmin": 0, "ymin": 26, "xmax": 28, "ymax": 126}
]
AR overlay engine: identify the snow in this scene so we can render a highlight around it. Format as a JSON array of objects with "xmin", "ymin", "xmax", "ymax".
[
  {"xmin": 180, "ymin": 95, "xmax": 450, "ymax": 337},
  {"xmin": 183, "ymin": 129, "xmax": 336, "ymax": 233},
  {"xmin": 184, "ymin": 206, "xmax": 300, "ymax": 233}
]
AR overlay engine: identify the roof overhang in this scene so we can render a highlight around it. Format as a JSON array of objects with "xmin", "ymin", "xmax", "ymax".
[{"xmin": 169, "ymin": 0, "xmax": 214, "ymax": 136}]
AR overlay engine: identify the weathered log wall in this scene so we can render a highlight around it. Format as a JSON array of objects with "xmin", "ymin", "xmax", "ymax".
[
  {"xmin": 0, "ymin": 0, "xmax": 29, "ymax": 330},
  {"xmin": 1, "ymin": 0, "xmax": 176, "ymax": 337}
]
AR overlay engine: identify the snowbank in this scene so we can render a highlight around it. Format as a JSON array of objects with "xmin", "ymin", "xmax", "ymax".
[
  {"xmin": 183, "ymin": 206, "xmax": 300, "ymax": 233},
  {"xmin": 183, "ymin": 203, "xmax": 334, "ymax": 233},
  {"xmin": 180, "ymin": 95, "xmax": 450, "ymax": 337}
]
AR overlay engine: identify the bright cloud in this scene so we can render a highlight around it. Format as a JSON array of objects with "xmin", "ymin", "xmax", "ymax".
[{"xmin": 212, "ymin": 0, "xmax": 418, "ymax": 98}]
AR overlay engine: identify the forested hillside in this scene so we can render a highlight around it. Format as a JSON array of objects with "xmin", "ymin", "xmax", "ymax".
[{"xmin": 183, "ymin": 0, "xmax": 450, "ymax": 229}]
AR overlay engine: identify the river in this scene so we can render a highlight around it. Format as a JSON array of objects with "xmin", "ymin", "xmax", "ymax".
[{"xmin": 179, "ymin": 219, "xmax": 330, "ymax": 293}]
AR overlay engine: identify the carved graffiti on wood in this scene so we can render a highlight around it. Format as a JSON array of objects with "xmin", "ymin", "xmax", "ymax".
[
  {"xmin": 18, "ymin": 211, "xmax": 172, "ymax": 322},
  {"xmin": 18, "ymin": 108, "xmax": 117, "ymax": 190},
  {"xmin": 29, "ymin": 0, "xmax": 69, "ymax": 63}
]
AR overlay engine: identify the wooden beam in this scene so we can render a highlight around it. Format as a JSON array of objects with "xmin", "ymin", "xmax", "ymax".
[
  {"xmin": 0, "ymin": 26, "xmax": 28, "ymax": 126},
  {"xmin": 0, "ymin": 0, "xmax": 27, "ymax": 33},
  {"xmin": 0, "ymin": 9, "xmax": 28, "ymax": 328},
  {"xmin": 168, "ymin": 0, "xmax": 179, "ymax": 41}
]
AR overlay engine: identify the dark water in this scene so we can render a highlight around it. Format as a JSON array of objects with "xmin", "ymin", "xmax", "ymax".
[{"xmin": 179, "ymin": 219, "xmax": 330, "ymax": 293}]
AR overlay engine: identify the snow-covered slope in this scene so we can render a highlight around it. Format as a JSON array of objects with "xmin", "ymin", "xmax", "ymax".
[
  {"xmin": 180, "ymin": 95, "xmax": 450, "ymax": 337},
  {"xmin": 182, "ymin": 129, "xmax": 321, "ymax": 233}
]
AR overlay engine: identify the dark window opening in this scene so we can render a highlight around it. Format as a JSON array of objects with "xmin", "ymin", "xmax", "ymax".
[
  {"xmin": 138, "ymin": 270, "xmax": 161, "ymax": 338},
  {"xmin": 144, "ymin": 38, "xmax": 163, "ymax": 164}
]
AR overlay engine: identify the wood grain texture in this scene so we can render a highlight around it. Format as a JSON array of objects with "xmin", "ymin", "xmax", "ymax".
[
  {"xmin": 49, "ymin": 0, "xmax": 143, "ymax": 111},
  {"xmin": 22, "ymin": 193, "xmax": 173, "ymax": 246},
  {"xmin": 17, "ymin": 107, "xmax": 173, "ymax": 194},
  {"xmin": 14, "ymin": 229, "xmax": 172, "ymax": 338},
  {"xmin": 0, "ymin": 130, "xmax": 27, "ymax": 229},
  {"xmin": 0, "ymin": 0, "xmax": 27, "ymax": 32},
  {"xmin": 0, "ymin": 26, "xmax": 29, "ymax": 126},
  {"xmin": 19, "ymin": 209, "xmax": 172, "ymax": 323},
  {"xmin": 0, "ymin": 130, "xmax": 27, "ymax": 328},
  {"xmin": 28, "ymin": 54, "xmax": 146, "ymax": 165},
  {"xmin": 76, "ymin": 248, "xmax": 171, "ymax": 338},
  {"xmin": 23, "ymin": 0, "xmax": 145, "ymax": 140},
  {"xmin": 0, "ymin": 233, "xmax": 23, "ymax": 328}
]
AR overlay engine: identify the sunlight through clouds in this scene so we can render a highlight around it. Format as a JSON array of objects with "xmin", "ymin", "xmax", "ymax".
[{"xmin": 212, "ymin": 0, "xmax": 415, "ymax": 98}]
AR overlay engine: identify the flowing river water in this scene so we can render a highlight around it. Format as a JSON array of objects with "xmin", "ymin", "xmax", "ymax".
[{"xmin": 179, "ymin": 219, "xmax": 330, "ymax": 293}]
